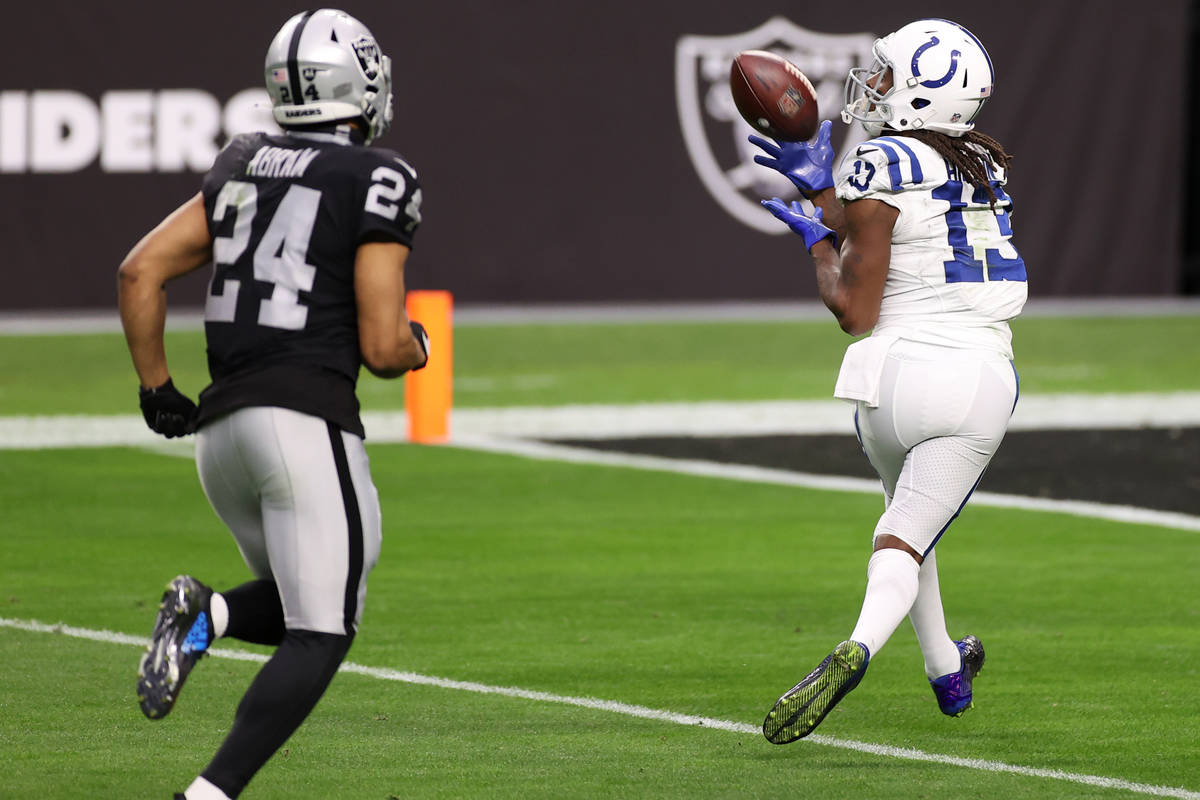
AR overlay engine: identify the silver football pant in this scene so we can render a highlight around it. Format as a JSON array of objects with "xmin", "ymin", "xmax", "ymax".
[{"xmin": 195, "ymin": 406, "xmax": 382, "ymax": 635}]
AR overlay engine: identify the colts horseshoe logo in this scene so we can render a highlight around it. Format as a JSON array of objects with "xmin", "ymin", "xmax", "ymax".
[{"xmin": 911, "ymin": 36, "xmax": 961, "ymax": 88}]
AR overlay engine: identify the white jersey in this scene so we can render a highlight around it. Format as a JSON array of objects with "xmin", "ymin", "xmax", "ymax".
[{"xmin": 835, "ymin": 134, "xmax": 1027, "ymax": 357}]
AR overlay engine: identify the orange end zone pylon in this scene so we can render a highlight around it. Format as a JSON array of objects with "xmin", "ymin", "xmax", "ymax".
[{"xmin": 404, "ymin": 290, "xmax": 453, "ymax": 443}]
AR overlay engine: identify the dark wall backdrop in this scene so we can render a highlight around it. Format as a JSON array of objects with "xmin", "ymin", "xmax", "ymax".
[{"xmin": 0, "ymin": 1, "xmax": 1190, "ymax": 309}]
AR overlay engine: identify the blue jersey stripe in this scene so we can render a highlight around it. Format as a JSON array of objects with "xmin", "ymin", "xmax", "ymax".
[
  {"xmin": 876, "ymin": 137, "xmax": 924, "ymax": 183},
  {"xmin": 869, "ymin": 141, "xmax": 905, "ymax": 191}
]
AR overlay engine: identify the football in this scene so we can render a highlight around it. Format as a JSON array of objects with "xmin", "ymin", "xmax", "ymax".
[{"xmin": 729, "ymin": 50, "xmax": 819, "ymax": 142}]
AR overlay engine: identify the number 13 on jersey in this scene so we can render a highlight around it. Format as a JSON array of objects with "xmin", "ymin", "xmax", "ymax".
[{"xmin": 933, "ymin": 177, "xmax": 1026, "ymax": 284}]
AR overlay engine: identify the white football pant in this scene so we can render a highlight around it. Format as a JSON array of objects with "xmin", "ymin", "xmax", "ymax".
[{"xmin": 854, "ymin": 340, "xmax": 1018, "ymax": 557}]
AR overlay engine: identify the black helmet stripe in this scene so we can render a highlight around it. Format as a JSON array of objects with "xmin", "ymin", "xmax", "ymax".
[{"xmin": 287, "ymin": 10, "xmax": 316, "ymax": 106}]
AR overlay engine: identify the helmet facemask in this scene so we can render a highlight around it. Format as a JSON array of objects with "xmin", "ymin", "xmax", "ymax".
[{"xmin": 841, "ymin": 43, "xmax": 897, "ymax": 137}]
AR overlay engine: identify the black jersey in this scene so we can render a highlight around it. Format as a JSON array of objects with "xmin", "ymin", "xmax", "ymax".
[{"xmin": 195, "ymin": 128, "xmax": 422, "ymax": 437}]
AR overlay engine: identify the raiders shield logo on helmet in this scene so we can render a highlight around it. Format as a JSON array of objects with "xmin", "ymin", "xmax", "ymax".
[
  {"xmin": 675, "ymin": 18, "xmax": 876, "ymax": 234},
  {"xmin": 352, "ymin": 36, "xmax": 382, "ymax": 81}
]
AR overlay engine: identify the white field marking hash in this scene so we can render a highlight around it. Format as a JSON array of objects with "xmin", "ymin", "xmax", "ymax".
[{"xmin": 1, "ymin": 616, "xmax": 1197, "ymax": 799}]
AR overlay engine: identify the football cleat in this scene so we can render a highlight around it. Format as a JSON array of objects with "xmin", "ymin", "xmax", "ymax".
[
  {"xmin": 763, "ymin": 640, "xmax": 870, "ymax": 744},
  {"xmin": 929, "ymin": 634, "xmax": 985, "ymax": 716},
  {"xmin": 137, "ymin": 575, "xmax": 213, "ymax": 720}
]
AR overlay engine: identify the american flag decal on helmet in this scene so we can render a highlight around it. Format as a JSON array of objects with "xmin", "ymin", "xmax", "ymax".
[{"xmin": 980, "ymin": 86, "xmax": 992, "ymax": 97}]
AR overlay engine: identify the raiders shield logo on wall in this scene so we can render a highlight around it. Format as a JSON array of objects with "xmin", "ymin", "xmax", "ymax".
[{"xmin": 675, "ymin": 18, "xmax": 876, "ymax": 234}]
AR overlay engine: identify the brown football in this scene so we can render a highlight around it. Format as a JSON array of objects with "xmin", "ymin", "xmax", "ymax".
[{"xmin": 729, "ymin": 50, "xmax": 819, "ymax": 142}]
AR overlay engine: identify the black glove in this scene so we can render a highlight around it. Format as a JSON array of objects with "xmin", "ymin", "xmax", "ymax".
[
  {"xmin": 138, "ymin": 378, "xmax": 199, "ymax": 438},
  {"xmin": 409, "ymin": 320, "xmax": 430, "ymax": 371}
]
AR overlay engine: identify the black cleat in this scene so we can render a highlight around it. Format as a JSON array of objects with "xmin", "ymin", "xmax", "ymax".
[
  {"xmin": 137, "ymin": 575, "xmax": 213, "ymax": 719},
  {"xmin": 763, "ymin": 640, "xmax": 870, "ymax": 744}
]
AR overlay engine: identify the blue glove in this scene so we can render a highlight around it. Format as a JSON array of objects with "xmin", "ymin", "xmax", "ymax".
[
  {"xmin": 749, "ymin": 119, "xmax": 835, "ymax": 194},
  {"xmin": 762, "ymin": 199, "xmax": 837, "ymax": 251}
]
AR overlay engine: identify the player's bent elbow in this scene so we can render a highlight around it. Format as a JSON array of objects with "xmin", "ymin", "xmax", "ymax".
[
  {"xmin": 117, "ymin": 253, "xmax": 157, "ymax": 301},
  {"xmin": 117, "ymin": 254, "xmax": 143, "ymax": 287},
  {"xmin": 839, "ymin": 317, "xmax": 873, "ymax": 337},
  {"xmin": 835, "ymin": 306, "xmax": 878, "ymax": 337},
  {"xmin": 117, "ymin": 247, "xmax": 181, "ymax": 299}
]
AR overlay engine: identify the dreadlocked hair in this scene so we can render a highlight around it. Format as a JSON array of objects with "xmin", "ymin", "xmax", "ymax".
[{"xmin": 894, "ymin": 129, "xmax": 1013, "ymax": 209}]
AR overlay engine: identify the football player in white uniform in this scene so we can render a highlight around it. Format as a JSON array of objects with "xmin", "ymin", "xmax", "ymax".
[
  {"xmin": 118, "ymin": 10, "xmax": 428, "ymax": 798},
  {"xmin": 749, "ymin": 18, "xmax": 1025, "ymax": 743}
]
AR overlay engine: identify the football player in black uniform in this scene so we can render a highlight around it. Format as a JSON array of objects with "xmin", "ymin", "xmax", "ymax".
[{"xmin": 117, "ymin": 10, "xmax": 427, "ymax": 799}]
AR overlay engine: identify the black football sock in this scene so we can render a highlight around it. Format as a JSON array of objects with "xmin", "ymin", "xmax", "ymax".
[
  {"xmin": 201, "ymin": 629, "xmax": 353, "ymax": 798},
  {"xmin": 220, "ymin": 580, "xmax": 285, "ymax": 646}
]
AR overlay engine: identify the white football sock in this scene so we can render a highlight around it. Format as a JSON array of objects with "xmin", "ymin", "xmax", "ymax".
[
  {"xmin": 907, "ymin": 549, "xmax": 963, "ymax": 679},
  {"xmin": 848, "ymin": 548, "xmax": 921, "ymax": 658},
  {"xmin": 185, "ymin": 776, "xmax": 232, "ymax": 800},
  {"xmin": 209, "ymin": 592, "xmax": 229, "ymax": 639}
]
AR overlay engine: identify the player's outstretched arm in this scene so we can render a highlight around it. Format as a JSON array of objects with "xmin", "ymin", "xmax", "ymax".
[
  {"xmin": 354, "ymin": 241, "xmax": 429, "ymax": 378},
  {"xmin": 118, "ymin": 192, "xmax": 213, "ymax": 390}
]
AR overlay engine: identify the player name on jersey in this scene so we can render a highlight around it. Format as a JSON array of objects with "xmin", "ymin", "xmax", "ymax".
[{"xmin": 245, "ymin": 146, "xmax": 320, "ymax": 179}]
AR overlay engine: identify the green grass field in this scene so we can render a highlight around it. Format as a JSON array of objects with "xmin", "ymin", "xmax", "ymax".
[
  {"xmin": 2, "ymin": 314, "xmax": 1199, "ymax": 799},
  {"xmin": 2, "ymin": 316, "xmax": 1199, "ymax": 414}
]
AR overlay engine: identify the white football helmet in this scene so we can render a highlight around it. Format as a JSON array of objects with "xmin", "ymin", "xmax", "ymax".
[
  {"xmin": 264, "ymin": 9, "xmax": 393, "ymax": 143},
  {"xmin": 842, "ymin": 18, "xmax": 993, "ymax": 138}
]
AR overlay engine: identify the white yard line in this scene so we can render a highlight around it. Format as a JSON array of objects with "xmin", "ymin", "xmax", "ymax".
[{"xmin": 1, "ymin": 616, "xmax": 1196, "ymax": 799}]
